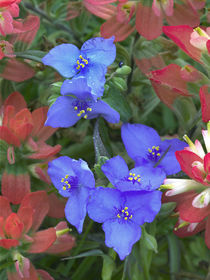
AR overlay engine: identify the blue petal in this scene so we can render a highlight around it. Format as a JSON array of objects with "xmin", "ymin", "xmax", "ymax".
[
  {"xmin": 45, "ymin": 96, "xmax": 80, "ymax": 128},
  {"xmin": 81, "ymin": 37, "xmax": 116, "ymax": 67},
  {"xmin": 159, "ymin": 139, "xmax": 187, "ymax": 175},
  {"xmin": 89, "ymin": 100, "xmax": 120, "ymax": 123},
  {"xmin": 101, "ymin": 156, "xmax": 129, "ymax": 185},
  {"xmin": 65, "ymin": 187, "xmax": 90, "ymax": 233},
  {"xmin": 124, "ymin": 191, "xmax": 162, "ymax": 225},
  {"xmin": 121, "ymin": 123, "xmax": 161, "ymax": 161},
  {"xmin": 80, "ymin": 63, "xmax": 106, "ymax": 99},
  {"xmin": 87, "ymin": 188, "xmax": 123, "ymax": 223},
  {"xmin": 103, "ymin": 220, "xmax": 141, "ymax": 260},
  {"xmin": 42, "ymin": 44, "xmax": 80, "ymax": 78},
  {"xmin": 76, "ymin": 159, "xmax": 95, "ymax": 189},
  {"xmin": 48, "ymin": 156, "xmax": 76, "ymax": 197},
  {"xmin": 61, "ymin": 77, "xmax": 93, "ymax": 100}
]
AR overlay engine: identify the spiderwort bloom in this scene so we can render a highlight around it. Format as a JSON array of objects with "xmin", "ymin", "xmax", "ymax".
[
  {"xmin": 45, "ymin": 77, "xmax": 120, "ymax": 128},
  {"xmin": 48, "ymin": 156, "xmax": 95, "ymax": 233},
  {"xmin": 87, "ymin": 187, "xmax": 162, "ymax": 260},
  {"xmin": 101, "ymin": 155, "xmax": 165, "ymax": 191},
  {"xmin": 121, "ymin": 123, "xmax": 187, "ymax": 176},
  {"xmin": 42, "ymin": 36, "xmax": 116, "ymax": 99}
]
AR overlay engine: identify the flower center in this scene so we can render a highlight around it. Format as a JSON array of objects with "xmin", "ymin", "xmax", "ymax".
[
  {"xmin": 147, "ymin": 146, "xmax": 161, "ymax": 162},
  {"xmin": 76, "ymin": 55, "xmax": 89, "ymax": 71},
  {"xmin": 61, "ymin": 174, "xmax": 78, "ymax": 191},
  {"xmin": 127, "ymin": 172, "xmax": 141, "ymax": 183},
  {"xmin": 72, "ymin": 99, "xmax": 92, "ymax": 119},
  {"xmin": 0, "ymin": 13, "xmax": 4, "ymax": 22},
  {"xmin": 117, "ymin": 206, "xmax": 133, "ymax": 221}
]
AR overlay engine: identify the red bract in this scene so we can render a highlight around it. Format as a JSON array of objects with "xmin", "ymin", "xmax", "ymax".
[
  {"xmin": 163, "ymin": 25, "xmax": 210, "ymax": 63},
  {"xmin": 0, "ymin": 92, "xmax": 61, "ymax": 204},
  {"xmin": 0, "ymin": 14, "xmax": 40, "ymax": 82},
  {"xmin": 147, "ymin": 64, "xmax": 192, "ymax": 108},
  {"xmin": 200, "ymin": 85, "xmax": 210, "ymax": 122},
  {"xmin": 0, "ymin": 191, "xmax": 75, "ymax": 280}
]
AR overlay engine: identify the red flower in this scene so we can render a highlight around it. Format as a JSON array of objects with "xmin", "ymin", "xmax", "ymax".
[
  {"xmin": 163, "ymin": 124, "xmax": 210, "ymax": 249},
  {"xmin": 0, "ymin": 191, "xmax": 75, "ymax": 279},
  {"xmin": 0, "ymin": 92, "xmax": 61, "ymax": 204},
  {"xmin": 163, "ymin": 25, "xmax": 210, "ymax": 63}
]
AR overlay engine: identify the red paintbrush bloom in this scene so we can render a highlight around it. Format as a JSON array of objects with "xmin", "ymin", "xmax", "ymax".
[
  {"xmin": 0, "ymin": 92, "xmax": 61, "ymax": 204},
  {"xmin": 162, "ymin": 123, "xmax": 210, "ymax": 249},
  {"xmin": 84, "ymin": 0, "xmax": 202, "ymax": 41},
  {"xmin": 0, "ymin": 191, "xmax": 75, "ymax": 280}
]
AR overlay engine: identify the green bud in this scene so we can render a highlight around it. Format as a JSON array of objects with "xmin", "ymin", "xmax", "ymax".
[
  {"xmin": 116, "ymin": 65, "xmax": 131, "ymax": 76},
  {"xmin": 112, "ymin": 77, "xmax": 127, "ymax": 91},
  {"xmin": 48, "ymin": 94, "xmax": 60, "ymax": 107}
]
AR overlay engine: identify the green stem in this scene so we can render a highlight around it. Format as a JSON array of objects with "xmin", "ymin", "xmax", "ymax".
[
  {"xmin": 65, "ymin": 220, "xmax": 94, "ymax": 272},
  {"xmin": 15, "ymin": 52, "xmax": 43, "ymax": 63}
]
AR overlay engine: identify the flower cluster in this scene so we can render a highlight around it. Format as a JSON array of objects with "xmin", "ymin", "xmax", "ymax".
[
  {"xmin": 42, "ymin": 36, "xmax": 120, "ymax": 127},
  {"xmin": 48, "ymin": 123, "xmax": 186, "ymax": 259},
  {"xmin": 163, "ymin": 122, "xmax": 210, "ymax": 249},
  {"xmin": 0, "ymin": 191, "xmax": 75, "ymax": 279},
  {"xmin": 0, "ymin": 92, "xmax": 61, "ymax": 205}
]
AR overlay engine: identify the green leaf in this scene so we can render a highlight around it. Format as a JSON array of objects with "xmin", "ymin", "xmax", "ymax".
[
  {"xmin": 141, "ymin": 227, "xmax": 158, "ymax": 253},
  {"xmin": 157, "ymin": 202, "xmax": 176, "ymax": 218},
  {"xmin": 63, "ymin": 249, "xmax": 104, "ymax": 260},
  {"xmin": 15, "ymin": 50, "xmax": 46, "ymax": 63},
  {"xmin": 104, "ymin": 83, "xmax": 132, "ymax": 122},
  {"xmin": 102, "ymin": 255, "xmax": 115, "ymax": 280},
  {"xmin": 167, "ymin": 233, "xmax": 180, "ymax": 280}
]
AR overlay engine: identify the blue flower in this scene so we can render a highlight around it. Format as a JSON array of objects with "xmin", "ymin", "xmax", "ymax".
[
  {"xmin": 48, "ymin": 156, "xmax": 95, "ymax": 233},
  {"xmin": 45, "ymin": 77, "xmax": 120, "ymax": 128},
  {"xmin": 101, "ymin": 155, "xmax": 165, "ymax": 191},
  {"xmin": 87, "ymin": 187, "xmax": 162, "ymax": 260},
  {"xmin": 121, "ymin": 123, "xmax": 187, "ymax": 176},
  {"xmin": 42, "ymin": 36, "xmax": 116, "ymax": 99}
]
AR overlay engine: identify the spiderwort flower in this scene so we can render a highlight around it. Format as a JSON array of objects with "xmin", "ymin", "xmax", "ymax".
[
  {"xmin": 101, "ymin": 155, "xmax": 165, "ymax": 191},
  {"xmin": 87, "ymin": 187, "xmax": 162, "ymax": 260},
  {"xmin": 48, "ymin": 156, "xmax": 95, "ymax": 233},
  {"xmin": 42, "ymin": 36, "xmax": 116, "ymax": 99},
  {"xmin": 121, "ymin": 123, "xmax": 187, "ymax": 176},
  {"xmin": 45, "ymin": 77, "xmax": 120, "ymax": 128}
]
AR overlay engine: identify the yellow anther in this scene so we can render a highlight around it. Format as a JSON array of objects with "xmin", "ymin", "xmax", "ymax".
[
  {"xmin": 134, "ymin": 177, "xmax": 137, "ymax": 180},
  {"xmin": 138, "ymin": 179, "xmax": 141, "ymax": 182},
  {"xmin": 81, "ymin": 64, "xmax": 85, "ymax": 68},
  {"xmin": 81, "ymin": 110, "xmax": 85, "ymax": 113},
  {"xmin": 87, "ymin": 108, "xmax": 92, "ymax": 112},
  {"xmin": 129, "ymin": 172, "xmax": 132, "ymax": 176},
  {"xmin": 137, "ymin": 175, "xmax": 140, "ymax": 177},
  {"xmin": 77, "ymin": 60, "xmax": 80, "ymax": 64},
  {"xmin": 76, "ymin": 65, "xmax": 80, "ymax": 70},
  {"xmin": 157, "ymin": 153, "xmax": 160, "ymax": 156},
  {"xmin": 152, "ymin": 146, "xmax": 155, "ymax": 149},
  {"xmin": 67, "ymin": 184, "xmax": 71, "ymax": 188},
  {"xmin": 79, "ymin": 55, "xmax": 83, "ymax": 58},
  {"xmin": 125, "ymin": 211, "xmax": 129, "ymax": 216},
  {"xmin": 74, "ymin": 106, "xmax": 78, "ymax": 110},
  {"xmin": 152, "ymin": 152, "xmax": 155, "ymax": 155},
  {"xmin": 132, "ymin": 173, "xmax": 135, "ymax": 176},
  {"xmin": 117, "ymin": 214, "xmax": 121, "ymax": 218},
  {"xmin": 63, "ymin": 186, "xmax": 66, "ymax": 190},
  {"xmin": 124, "ymin": 217, "xmax": 128, "ymax": 220},
  {"xmin": 84, "ymin": 115, "xmax": 88, "ymax": 119},
  {"xmin": 148, "ymin": 149, "xmax": 152, "ymax": 152},
  {"xmin": 122, "ymin": 210, "xmax": 125, "ymax": 213},
  {"xmin": 128, "ymin": 177, "xmax": 133, "ymax": 181},
  {"xmin": 129, "ymin": 215, "xmax": 133, "ymax": 219},
  {"xmin": 61, "ymin": 178, "xmax": 64, "ymax": 182},
  {"xmin": 65, "ymin": 175, "xmax": 69, "ymax": 179},
  {"xmin": 124, "ymin": 207, "xmax": 128, "ymax": 210},
  {"xmin": 155, "ymin": 146, "xmax": 159, "ymax": 150},
  {"xmin": 77, "ymin": 113, "xmax": 81, "ymax": 117},
  {"xmin": 65, "ymin": 181, "xmax": 68, "ymax": 184}
]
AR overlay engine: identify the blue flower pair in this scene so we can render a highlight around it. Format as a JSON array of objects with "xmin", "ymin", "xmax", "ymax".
[{"xmin": 42, "ymin": 36, "xmax": 119, "ymax": 127}]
